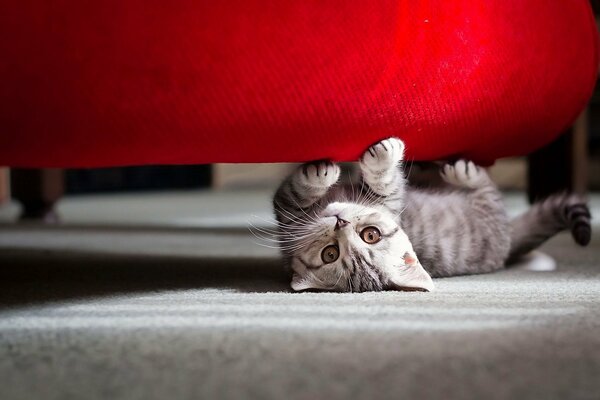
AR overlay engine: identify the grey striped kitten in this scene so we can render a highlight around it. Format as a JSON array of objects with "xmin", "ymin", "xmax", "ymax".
[{"xmin": 272, "ymin": 137, "xmax": 591, "ymax": 292}]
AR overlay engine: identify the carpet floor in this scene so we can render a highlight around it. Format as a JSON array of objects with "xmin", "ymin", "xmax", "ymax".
[{"xmin": 0, "ymin": 191, "xmax": 599, "ymax": 400}]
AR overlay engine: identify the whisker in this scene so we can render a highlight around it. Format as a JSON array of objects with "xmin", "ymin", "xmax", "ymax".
[
  {"xmin": 247, "ymin": 223, "xmax": 316, "ymax": 245},
  {"xmin": 332, "ymin": 268, "xmax": 344, "ymax": 289},
  {"xmin": 273, "ymin": 201, "xmax": 310, "ymax": 224},
  {"xmin": 287, "ymin": 196, "xmax": 320, "ymax": 225},
  {"xmin": 404, "ymin": 157, "xmax": 415, "ymax": 181}
]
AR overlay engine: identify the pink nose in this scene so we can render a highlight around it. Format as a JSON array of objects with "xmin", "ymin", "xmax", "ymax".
[{"xmin": 335, "ymin": 218, "xmax": 350, "ymax": 230}]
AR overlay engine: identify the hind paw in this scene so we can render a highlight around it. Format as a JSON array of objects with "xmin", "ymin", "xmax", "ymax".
[{"xmin": 440, "ymin": 160, "xmax": 490, "ymax": 189}]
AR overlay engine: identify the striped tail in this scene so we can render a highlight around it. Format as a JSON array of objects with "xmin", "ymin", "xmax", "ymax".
[{"xmin": 508, "ymin": 193, "xmax": 591, "ymax": 263}]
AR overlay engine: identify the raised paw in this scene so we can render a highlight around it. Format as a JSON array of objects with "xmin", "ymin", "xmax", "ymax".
[
  {"xmin": 360, "ymin": 137, "xmax": 405, "ymax": 175},
  {"xmin": 297, "ymin": 160, "xmax": 340, "ymax": 189},
  {"xmin": 440, "ymin": 160, "xmax": 490, "ymax": 189}
]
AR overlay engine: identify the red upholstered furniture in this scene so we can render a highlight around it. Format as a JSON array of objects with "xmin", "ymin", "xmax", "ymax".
[{"xmin": 0, "ymin": 0, "xmax": 597, "ymax": 169}]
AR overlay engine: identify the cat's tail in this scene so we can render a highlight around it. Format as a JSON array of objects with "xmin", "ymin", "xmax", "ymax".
[{"xmin": 507, "ymin": 193, "xmax": 591, "ymax": 263}]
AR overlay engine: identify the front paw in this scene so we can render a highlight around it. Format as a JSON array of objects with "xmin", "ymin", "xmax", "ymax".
[
  {"xmin": 360, "ymin": 137, "xmax": 405, "ymax": 174},
  {"xmin": 298, "ymin": 161, "xmax": 340, "ymax": 189}
]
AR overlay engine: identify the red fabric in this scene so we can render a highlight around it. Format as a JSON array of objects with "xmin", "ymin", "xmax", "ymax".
[{"xmin": 0, "ymin": 1, "xmax": 598, "ymax": 167}]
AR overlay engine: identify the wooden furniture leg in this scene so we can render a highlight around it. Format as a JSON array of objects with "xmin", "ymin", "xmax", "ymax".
[
  {"xmin": 0, "ymin": 168, "xmax": 9, "ymax": 204},
  {"xmin": 10, "ymin": 169, "xmax": 64, "ymax": 222}
]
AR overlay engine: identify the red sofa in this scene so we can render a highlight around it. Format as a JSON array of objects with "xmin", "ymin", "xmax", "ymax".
[{"xmin": 0, "ymin": 0, "xmax": 597, "ymax": 169}]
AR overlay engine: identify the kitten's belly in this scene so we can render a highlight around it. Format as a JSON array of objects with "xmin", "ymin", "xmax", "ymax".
[{"xmin": 401, "ymin": 190, "xmax": 510, "ymax": 277}]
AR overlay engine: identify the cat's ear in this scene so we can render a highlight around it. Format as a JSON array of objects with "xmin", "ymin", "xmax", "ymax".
[
  {"xmin": 291, "ymin": 273, "xmax": 316, "ymax": 291},
  {"xmin": 389, "ymin": 252, "xmax": 435, "ymax": 292}
]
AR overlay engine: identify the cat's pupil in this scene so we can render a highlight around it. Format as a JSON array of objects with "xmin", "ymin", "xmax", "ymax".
[
  {"xmin": 321, "ymin": 245, "xmax": 339, "ymax": 263},
  {"xmin": 360, "ymin": 227, "xmax": 381, "ymax": 244}
]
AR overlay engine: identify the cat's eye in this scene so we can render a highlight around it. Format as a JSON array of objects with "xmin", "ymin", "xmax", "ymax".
[
  {"xmin": 360, "ymin": 227, "xmax": 381, "ymax": 244},
  {"xmin": 321, "ymin": 245, "xmax": 340, "ymax": 263}
]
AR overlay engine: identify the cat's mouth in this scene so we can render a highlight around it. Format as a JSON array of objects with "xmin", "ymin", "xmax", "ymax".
[{"xmin": 334, "ymin": 217, "xmax": 350, "ymax": 230}]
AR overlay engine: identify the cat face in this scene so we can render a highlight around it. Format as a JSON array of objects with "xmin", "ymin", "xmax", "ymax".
[{"xmin": 285, "ymin": 202, "xmax": 434, "ymax": 292}]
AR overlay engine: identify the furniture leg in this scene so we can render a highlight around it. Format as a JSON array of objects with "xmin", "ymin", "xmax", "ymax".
[
  {"xmin": 527, "ymin": 112, "xmax": 588, "ymax": 202},
  {"xmin": 10, "ymin": 169, "xmax": 64, "ymax": 222}
]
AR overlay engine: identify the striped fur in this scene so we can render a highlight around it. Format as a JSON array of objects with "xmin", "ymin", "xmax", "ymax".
[
  {"xmin": 272, "ymin": 138, "xmax": 591, "ymax": 292},
  {"xmin": 508, "ymin": 194, "xmax": 591, "ymax": 263}
]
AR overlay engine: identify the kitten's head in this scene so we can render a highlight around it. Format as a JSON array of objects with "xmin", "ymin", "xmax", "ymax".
[{"xmin": 282, "ymin": 202, "xmax": 434, "ymax": 292}]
